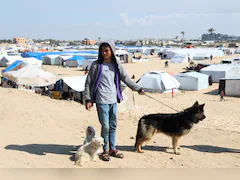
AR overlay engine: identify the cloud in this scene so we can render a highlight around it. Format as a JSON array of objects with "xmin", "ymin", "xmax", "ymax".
[
  {"xmin": 120, "ymin": 13, "xmax": 133, "ymax": 26},
  {"xmin": 120, "ymin": 13, "xmax": 187, "ymax": 26}
]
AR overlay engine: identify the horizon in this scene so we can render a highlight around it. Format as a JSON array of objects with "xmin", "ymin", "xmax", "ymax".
[{"xmin": 1, "ymin": 0, "xmax": 240, "ymax": 40}]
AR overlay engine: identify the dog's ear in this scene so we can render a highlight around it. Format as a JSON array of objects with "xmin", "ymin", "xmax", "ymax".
[
  {"xmin": 193, "ymin": 101, "xmax": 199, "ymax": 106},
  {"xmin": 199, "ymin": 103, "xmax": 205, "ymax": 110}
]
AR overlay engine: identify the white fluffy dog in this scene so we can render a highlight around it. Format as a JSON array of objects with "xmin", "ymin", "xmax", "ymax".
[{"xmin": 75, "ymin": 136, "xmax": 104, "ymax": 166}]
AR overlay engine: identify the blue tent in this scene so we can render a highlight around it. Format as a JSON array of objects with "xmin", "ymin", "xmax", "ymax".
[
  {"xmin": 2, "ymin": 60, "xmax": 24, "ymax": 73},
  {"xmin": 66, "ymin": 56, "xmax": 86, "ymax": 67}
]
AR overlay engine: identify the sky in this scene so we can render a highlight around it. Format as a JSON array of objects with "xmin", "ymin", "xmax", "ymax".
[{"xmin": 1, "ymin": 0, "xmax": 240, "ymax": 40}]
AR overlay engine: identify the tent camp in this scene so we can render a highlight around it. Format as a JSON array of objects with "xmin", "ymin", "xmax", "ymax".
[
  {"xmin": 219, "ymin": 76, "xmax": 240, "ymax": 97},
  {"xmin": 170, "ymin": 54, "xmax": 188, "ymax": 64},
  {"xmin": 2, "ymin": 64, "xmax": 59, "ymax": 86},
  {"xmin": 200, "ymin": 64, "xmax": 240, "ymax": 83},
  {"xmin": 65, "ymin": 56, "xmax": 85, "ymax": 67},
  {"xmin": 137, "ymin": 71, "xmax": 180, "ymax": 93},
  {"xmin": 174, "ymin": 72, "xmax": 209, "ymax": 90}
]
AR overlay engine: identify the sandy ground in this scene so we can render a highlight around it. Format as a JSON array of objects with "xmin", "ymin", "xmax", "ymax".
[{"xmin": 0, "ymin": 54, "xmax": 240, "ymax": 168}]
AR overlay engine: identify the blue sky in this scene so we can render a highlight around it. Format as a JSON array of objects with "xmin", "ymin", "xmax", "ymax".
[{"xmin": 1, "ymin": 0, "xmax": 240, "ymax": 40}]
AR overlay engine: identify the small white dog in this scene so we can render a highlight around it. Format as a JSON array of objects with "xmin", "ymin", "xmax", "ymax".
[
  {"xmin": 83, "ymin": 126, "xmax": 96, "ymax": 144},
  {"xmin": 75, "ymin": 136, "xmax": 104, "ymax": 166}
]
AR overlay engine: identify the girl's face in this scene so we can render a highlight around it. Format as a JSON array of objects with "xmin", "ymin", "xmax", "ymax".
[{"xmin": 101, "ymin": 45, "xmax": 112, "ymax": 60}]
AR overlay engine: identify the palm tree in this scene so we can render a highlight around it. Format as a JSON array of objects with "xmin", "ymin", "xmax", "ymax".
[
  {"xmin": 208, "ymin": 28, "xmax": 215, "ymax": 34},
  {"xmin": 181, "ymin": 31, "xmax": 185, "ymax": 41}
]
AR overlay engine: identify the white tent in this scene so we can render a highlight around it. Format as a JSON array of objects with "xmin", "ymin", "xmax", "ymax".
[
  {"xmin": 174, "ymin": 72, "xmax": 209, "ymax": 90},
  {"xmin": 2, "ymin": 64, "xmax": 59, "ymax": 86},
  {"xmin": 193, "ymin": 53, "xmax": 210, "ymax": 60},
  {"xmin": 62, "ymin": 75, "xmax": 87, "ymax": 92},
  {"xmin": 23, "ymin": 57, "xmax": 42, "ymax": 67},
  {"xmin": 170, "ymin": 54, "xmax": 188, "ymax": 63},
  {"xmin": 219, "ymin": 76, "xmax": 240, "ymax": 97},
  {"xmin": 137, "ymin": 71, "xmax": 180, "ymax": 93},
  {"xmin": 115, "ymin": 50, "xmax": 128, "ymax": 56},
  {"xmin": 132, "ymin": 57, "xmax": 149, "ymax": 62},
  {"xmin": 200, "ymin": 64, "xmax": 240, "ymax": 83},
  {"xmin": 235, "ymin": 49, "xmax": 240, "ymax": 54}
]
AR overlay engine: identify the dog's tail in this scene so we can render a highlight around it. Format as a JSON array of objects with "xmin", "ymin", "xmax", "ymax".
[{"xmin": 135, "ymin": 117, "xmax": 157, "ymax": 147}]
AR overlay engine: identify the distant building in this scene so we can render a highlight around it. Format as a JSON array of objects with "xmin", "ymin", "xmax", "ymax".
[
  {"xmin": 82, "ymin": 39, "xmax": 96, "ymax": 45},
  {"xmin": 13, "ymin": 37, "xmax": 26, "ymax": 44},
  {"xmin": 201, "ymin": 33, "xmax": 240, "ymax": 41}
]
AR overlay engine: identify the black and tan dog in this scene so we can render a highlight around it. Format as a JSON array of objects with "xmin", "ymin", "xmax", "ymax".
[{"xmin": 135, "ymin": 101, "xmax": 205, "ymax": 154}]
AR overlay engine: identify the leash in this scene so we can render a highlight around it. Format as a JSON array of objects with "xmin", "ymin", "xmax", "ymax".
[{"xmin": 144, "ymin": 93, "xmax": 179, "ymax": 112}]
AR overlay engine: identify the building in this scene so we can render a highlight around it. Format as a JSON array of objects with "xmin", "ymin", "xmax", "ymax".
[
  {"xmin": 82, "ymin": 39, "xmax": 96, "ymax": 45},
  {"xmin": 201, "ymin": 33, "xmax": 240, "ymax": 41},
  {"xmin": 13, "ymin": 37, "xmax": 26, "ymax": 44}
]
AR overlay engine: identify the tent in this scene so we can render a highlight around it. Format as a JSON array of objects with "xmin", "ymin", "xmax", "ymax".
[
  {"xmin": 200, "ymin": 64, "xmax": 240, "ymax": 83},
  {"xmin": 136, "ymin": 71, "xmax": 180, "ymax": 93},
  {"xmin": 2, "ymin": 60, "xmax": 25, "ymax": 73},
  {"xmin": 235, "ymin": 49, "xmax": 240, "ymax": 54},
  {"xmin": 65, "ymin": 56, "xmax": 85, "ymax": 67},
  {"xmin": 0, "ymin": 57, "xmax": 9, "ymax": 67},
  {"xmin": 115, "ymin": 50, "xmax": 128, "ymax": 56},
  {"xmin": 219, "ymin": 76, "xmax": 240, "ymax": 97},
  {"xmin": 174, "ymin": 72, "xmax": 209, "ymax": 90},
  {"xmin": 132, "ymin": 57, "xmax": 148, "ymax": 62},
  {"xmin": 193, "ymin": 53, "xmax": 210, "ymax": 60},
  {"xmin": 233, "ymin": 57, "xmax": 240, "ymax": 64},
  {"xmin": 82, "ymin": 59, "xmax": 96, "ymax": 70},
  {"xmin": 23, "ymin": 57, "xmax": 42, "ymax": 67},
  {"xmin": 62, "ymin": 75, "xmax": 87, "ymax": 92},
  {"xmin": 2, "ymin": 64, "xmax": 59, "ymax": 86},
  {"xmin": 170, "ymin": 54, "xmax": 188, "ymax": 63},
  {"xmin": 42, "ymin": 55, "xmax": 63, "ymax": 65}
]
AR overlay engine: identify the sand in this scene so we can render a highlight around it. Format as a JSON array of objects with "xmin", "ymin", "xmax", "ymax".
[{"xmin": 0, "ymin": 54, "xmax": 239, "ymax": 168}]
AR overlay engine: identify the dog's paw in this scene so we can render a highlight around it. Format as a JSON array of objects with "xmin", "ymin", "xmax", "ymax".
[
  {"xmin": 174, "ymin": 152, "xmax": 180, "ymax": 155},
  {"xmin": 91, "ymin": 157, "xmax": 97, "ymax": 162}
]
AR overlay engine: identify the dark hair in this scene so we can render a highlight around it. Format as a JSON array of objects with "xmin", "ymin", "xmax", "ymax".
[{"xmin": 97, "ymin": 43, "xmax": 117, "ymax": 64}]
